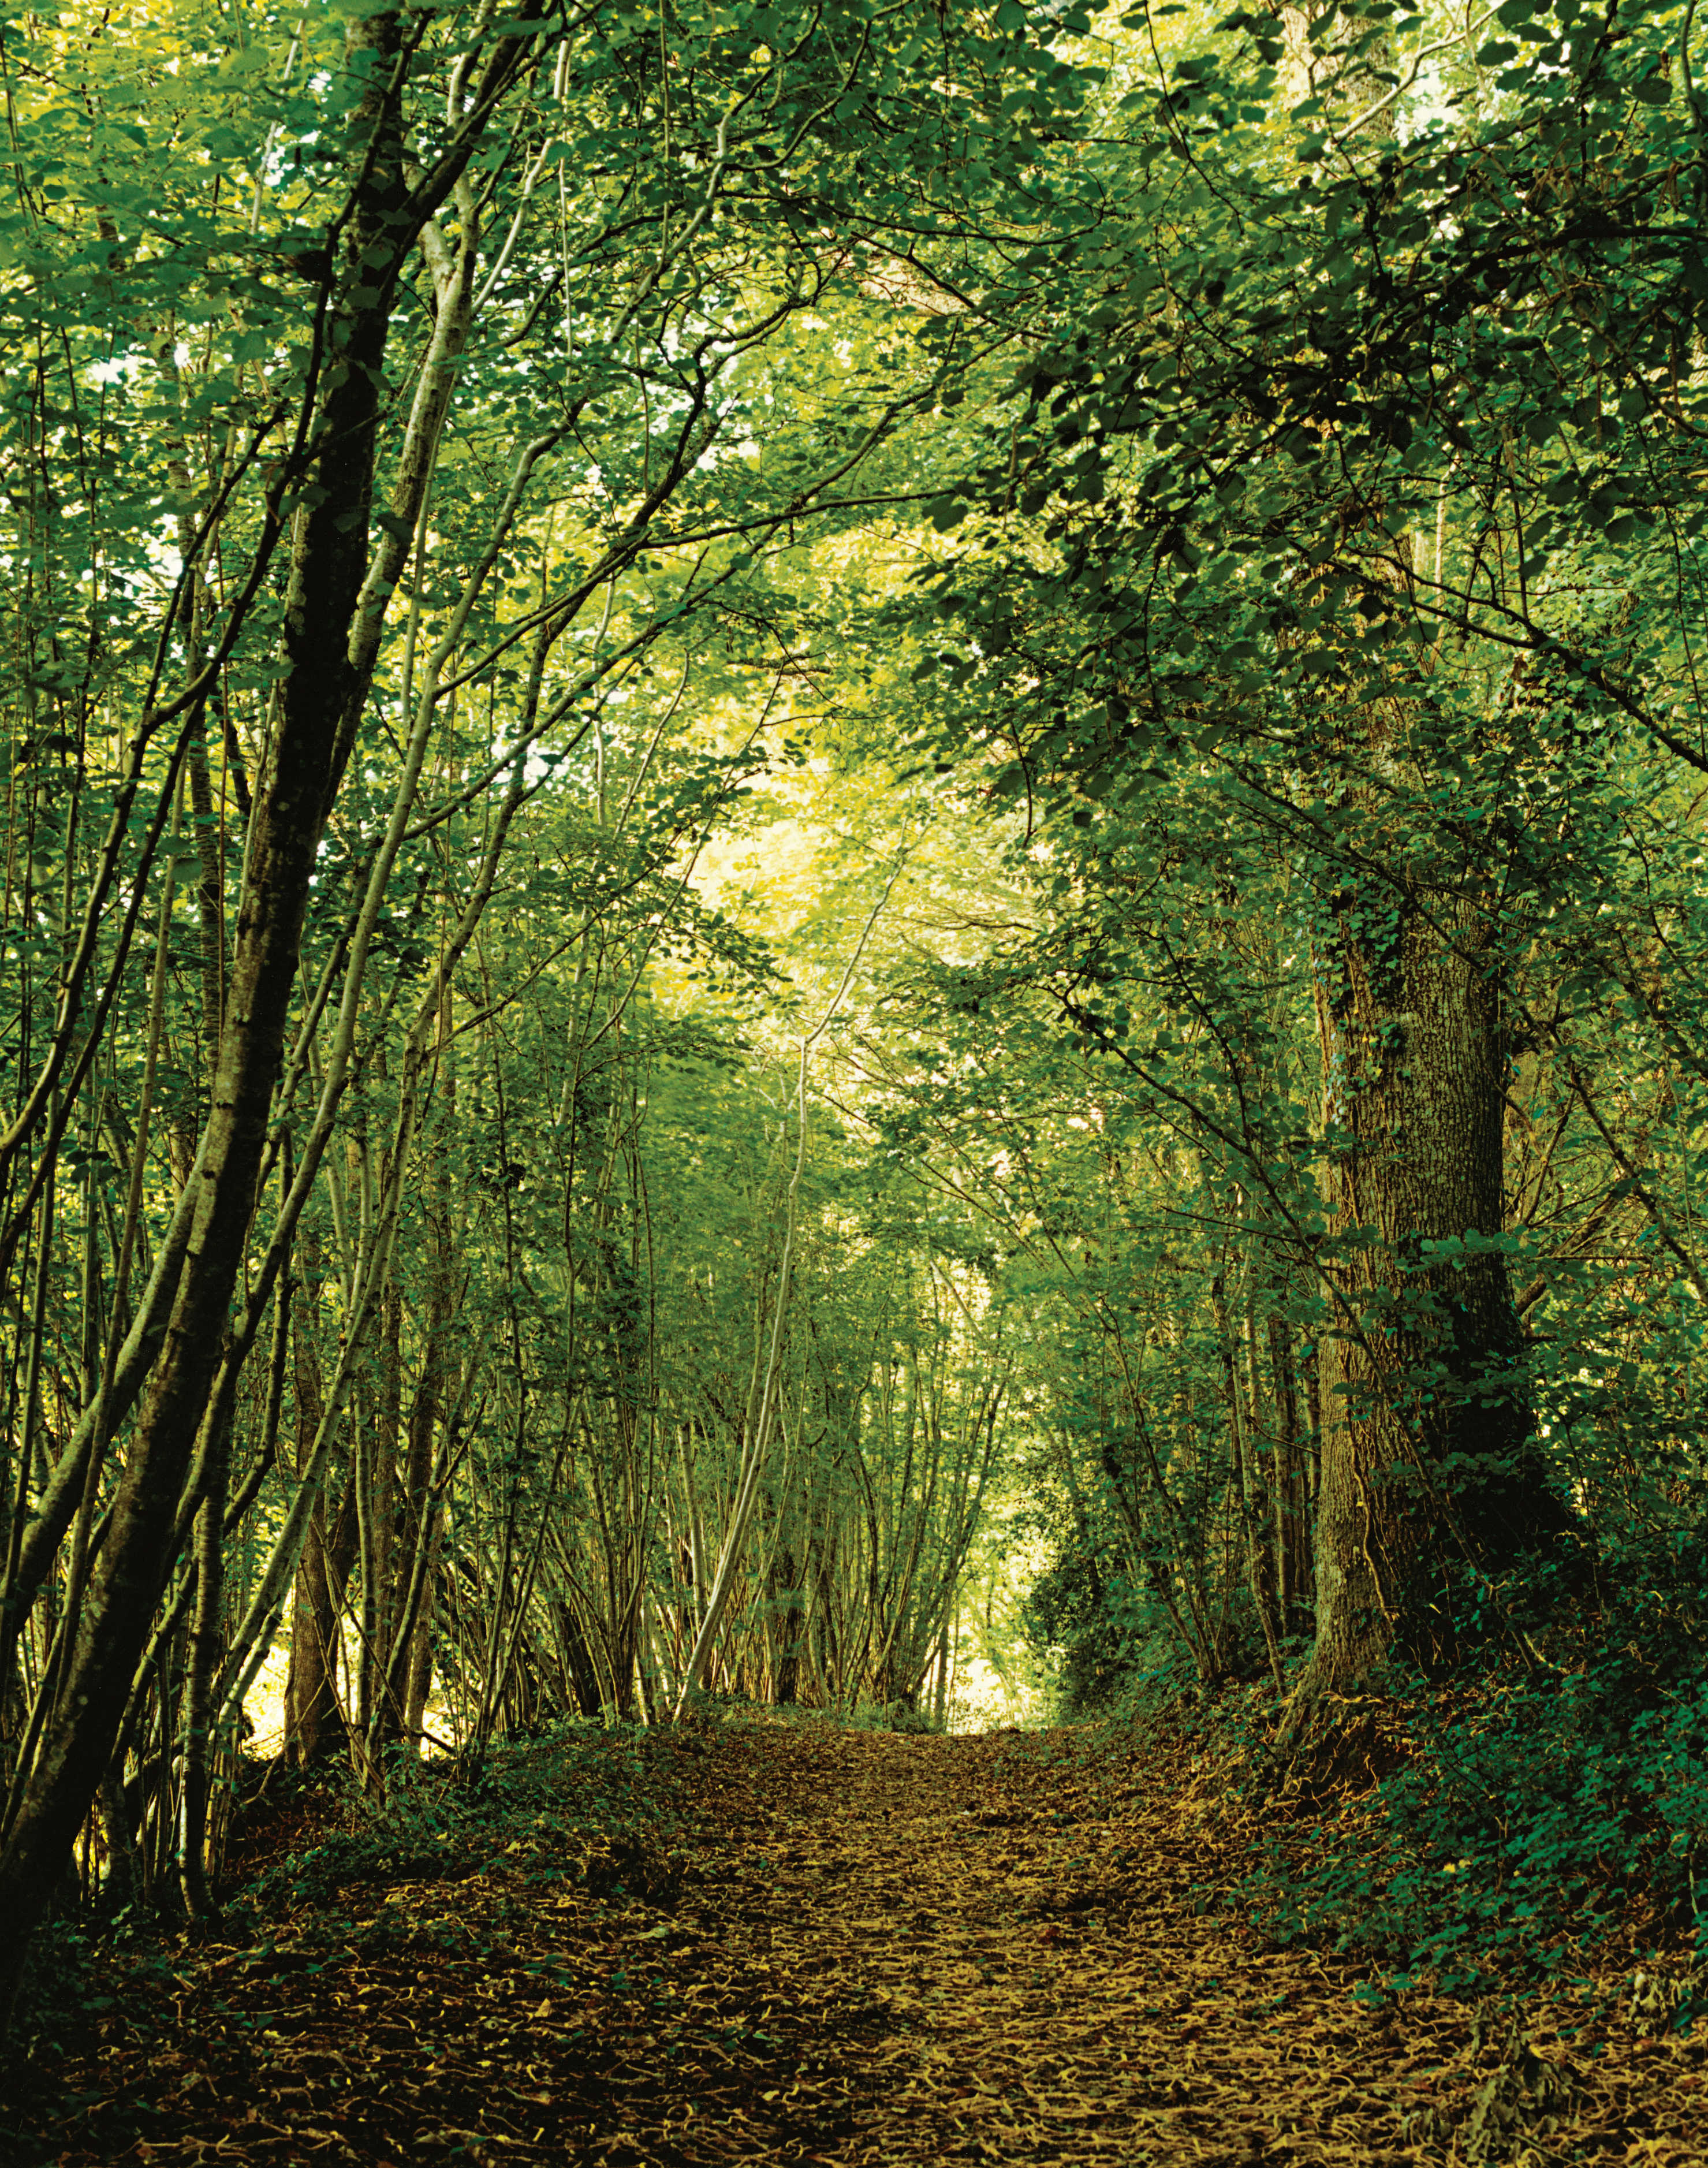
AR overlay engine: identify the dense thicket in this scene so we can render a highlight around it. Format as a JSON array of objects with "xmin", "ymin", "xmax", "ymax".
[{"xmin": 1, "ymin": 0, "xmax": 1704, "ymax": 2028}]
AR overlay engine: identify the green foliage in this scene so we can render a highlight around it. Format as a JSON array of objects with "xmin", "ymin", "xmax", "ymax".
[
  {"xmin": 843, "ymin": 1697, "xmax": 943, "ymax": 1735},
  {"xmin": 1024, "ymin": 1508, "xmax": 1155, "ymax": 1718},
  {"xmin": 237, "ymin": 1723, "xmax": 682, "ymax": 1924},
  {"xmin": 6, "ymin": 1914, "xmax": 155, "ymax": 2066},
  {"xmin": 1245, "ymin": 1540, "xmax": 1708, "ymax": 1996},
  {"xmin": 6, "ymin": 0, "xmax": 1708, "ymax": 2034}
]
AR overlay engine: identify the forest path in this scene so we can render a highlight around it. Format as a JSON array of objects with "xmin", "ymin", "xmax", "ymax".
[
  {"xmin": 12, "ymin": 1717, "xmax": 1703, "ymax": 2165},
  {"xmin": 672, "ymin": 1720, "xmax": 1705, "ymax": 2167},
  {"xmin": 666, "ymin": 1718, "xmax": 1429, "ymax": 2164}
]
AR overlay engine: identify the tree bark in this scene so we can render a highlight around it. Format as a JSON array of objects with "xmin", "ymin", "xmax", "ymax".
[
  {"xmin": 0, "ymin": 6, "xmax": 424, "ymax": 2024},
  {"xmin": 1274, "ymin": 5, "xmax": 1570, "ymax": 1708},
  {"xmin": 175, "ymin": 1391, "xmax": 232, "ymax": 1925},
  {"xmin": 1300, "ymin": 880, "xmax": 1568, "ymax": 1696},
  {"xmin": 1212, "ymin": 1268, "xmax": 1286, "ymax": 1692},
  {"xmin": 1267, "ymin": 1311, "xmax": 1312, "ymax": 1636}
]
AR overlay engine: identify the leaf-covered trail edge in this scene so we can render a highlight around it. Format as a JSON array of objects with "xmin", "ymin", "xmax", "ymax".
[{"xmin": 5, "ymin": 1717, "xmax": 1704, "ymax": 2165}]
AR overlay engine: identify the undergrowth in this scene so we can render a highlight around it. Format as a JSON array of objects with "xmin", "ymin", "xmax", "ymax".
[
  {"xmin": 1028, "ymin": 1482, "xmax": 1708, "ymax": 2009},
  {"xmin": 1227, "ymin": 1623, "xmax": 1708, "ymax": 2006},
  {"xmin": 236, "ymin": 1719, "xmax": 682, "ymax": 1915},
  {"xmin": 5, "ymin": 1717, "xmax": 696, "ymax": 2068}
]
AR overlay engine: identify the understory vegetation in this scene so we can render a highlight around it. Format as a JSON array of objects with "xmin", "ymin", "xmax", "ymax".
[{"xmin": 1, "ymin": 0, "xmax": 1705, "ymax": 2068}]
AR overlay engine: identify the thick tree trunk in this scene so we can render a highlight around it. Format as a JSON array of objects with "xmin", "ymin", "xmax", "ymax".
[
  {"xmin": 1301, "ymin": 884, "xmax": 1567, "ymax": 1695},
  {"xmin": 1273, "ymin": 10, "xmax": 1571, "ymax": 1708}
]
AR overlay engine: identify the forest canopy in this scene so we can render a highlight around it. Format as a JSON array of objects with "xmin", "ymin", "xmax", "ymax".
[{"xmin": 0, "ymin": 0, "xmax": 1705, "ymax": 2029}]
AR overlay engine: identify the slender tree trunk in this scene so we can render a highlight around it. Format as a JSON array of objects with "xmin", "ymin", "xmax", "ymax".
[
  {"xmin": 0, "ymin": 10, "xmax": 435, "ymax": 2023},
  {"xmin": 553, "ymin": 1596, "xmax": 603, "ymax": 1720},
  {"xmin": 1267, "ymin": 1312, "xmax": 1311, "ymax": 1636},
  {"xmin": 771, "ymin": 1541, "xmax": 802, "ymax": 1706},
  {"xmin": 176, "ymin": 1387, "xmax": 233, "ymax": 1926},
  {"xmin": 1213, "ymin": 1268, "xmax": 1286, "ymax": 1692},
  {"xmin": 284, "ymin": 1308, "xmax": 356, "ymax": 1767}
]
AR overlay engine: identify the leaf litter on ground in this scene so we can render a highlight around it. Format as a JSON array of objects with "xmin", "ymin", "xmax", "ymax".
[{"xmin": 2, "ymin": 1709, "xmax": 1703, "ymax": 2164}]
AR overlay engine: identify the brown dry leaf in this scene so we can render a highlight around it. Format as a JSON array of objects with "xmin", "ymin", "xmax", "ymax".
[{"xmin": 8, "ymin": 1718, "xmax": 1706, "ymax": 2165}]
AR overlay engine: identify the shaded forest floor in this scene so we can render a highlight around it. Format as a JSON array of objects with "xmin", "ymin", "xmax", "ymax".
[{"xmin": 3, "ymin": 1713, "xmax": 1704, "ymax": 2165}]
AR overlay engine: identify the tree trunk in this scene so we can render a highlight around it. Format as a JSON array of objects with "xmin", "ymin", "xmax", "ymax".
[
  {"xmin": 1301, "ymin": 884, "xmax": 1567, "ymax": 1694},
  {"xmin": 1267, "ymin": 1312, "xmax": 1312, "ymax": 1637},
  {"xmin": 0, "ymin": 8, "xmax": 426, "ymax": 2025},
  {"xmin": 1276, "ymin": 4, "xmax": 1568, "ymax": 1707},
  {"xmin": 284, "ymin": 1474, "xmax": 358, "ymax": 1769},
  {"xmin": 771, "ymin": 1543, "xmax": 803, "ymax": 1706},
  {"xmin": 175, "ymin": 1395, "xmax": 232, "ymax": 1925},
  {"xmin": 1212, "ymin": 1269, "xmax": 1286, "ymax": 1692},
  {"xmin": 283, "ymin": 1308, "xmax": 357, "ymax": 1767}
]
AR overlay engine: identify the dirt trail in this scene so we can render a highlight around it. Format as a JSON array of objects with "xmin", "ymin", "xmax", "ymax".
[
  {"xmin": 676, "ymin": 1721, "xmax": 1422, "ymax": 2164},
  {"xmin": 9, "ymin": 1718, "xmax": 1705, "ymax": 2164},
  {"xmin": 659, "ymin": 1723, "xmax": 1513, "ymax": 2165}
]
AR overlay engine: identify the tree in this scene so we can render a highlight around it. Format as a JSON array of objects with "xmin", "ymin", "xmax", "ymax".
[
  {"xmin": 0, "ymin": 0, "xmax": 1078, "ymax": 2021},
  {"xmin": 4, "ymin": 0, "xmax": 1707, "ymax": 2040},
  {"xmin": 897, "ymin": 0, "xmax": 1706, "ymax": 1699}
]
